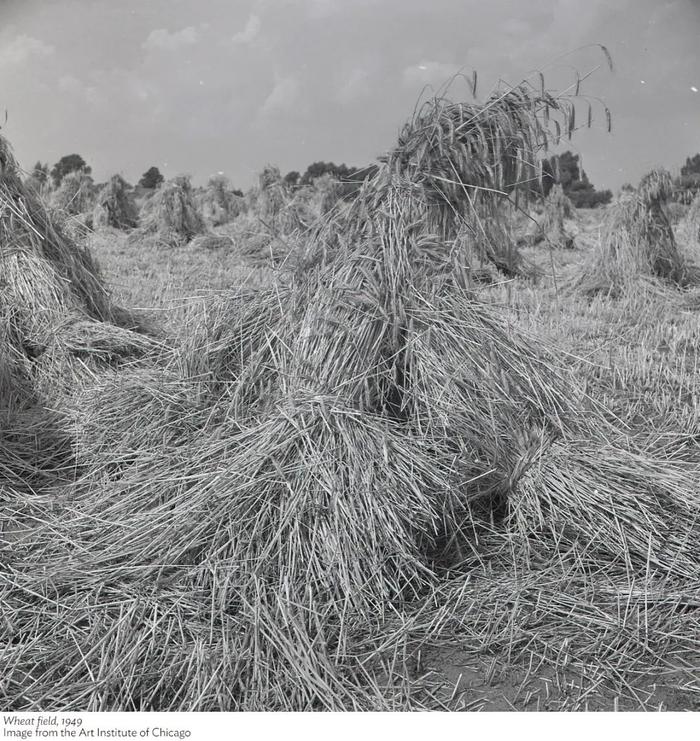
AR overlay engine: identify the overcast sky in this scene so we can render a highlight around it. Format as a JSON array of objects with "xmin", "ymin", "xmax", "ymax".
[{"xmin": 1, "ymin": 0, "xmax": 698, "ymax": 190}]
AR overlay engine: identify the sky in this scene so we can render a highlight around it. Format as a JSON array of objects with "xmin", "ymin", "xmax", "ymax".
[{"xmin": 0, "ymin": 0, "xmax": 698, "ymax": 191}]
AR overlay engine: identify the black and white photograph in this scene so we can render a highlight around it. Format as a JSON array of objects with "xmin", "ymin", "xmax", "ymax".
[{"xmin": 0, "ymin": 0, "xmax": 699, "ymax": 722}]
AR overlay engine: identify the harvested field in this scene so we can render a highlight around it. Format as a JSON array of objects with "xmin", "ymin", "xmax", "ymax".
[{"xmin": 1, "ymin": 32, "xmax": 699, "ymax": 718}]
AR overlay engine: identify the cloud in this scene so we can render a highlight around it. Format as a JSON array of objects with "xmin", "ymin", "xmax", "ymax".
[
  {"xmin": 336, "ymin": 67, "xmax": 371, "ymax": 104},
  {"xmin": 59, "ymin": 74, "xmax": 90, "ymax": 95},
  {"xmin": 143, "ymin": 26, "xmax": 200, "ymax": 52},
  {"xmin": 57, "ymin": 70, "xmax": 157, "ymax": 118},
  {"xmin": 305, "ymin": 0, "xmax": 341, "ymax": 19},
  {"xmin": 0, "ymin": 34, "xmax": 54, "ymax": 68},
  {"xmin": 232, "ymin": 14, "xmax": 261, "ymax": 45},
  {"xmin": 502, "ymin": 17, "xmax": 533, "ymax": 38},
  {"xmin": 58, "ymin": 74, "xmax": 104, "ymax": 107},
  {"xmin": 260, "ymin": 75, "xmax": 300, "ymax": 117}
]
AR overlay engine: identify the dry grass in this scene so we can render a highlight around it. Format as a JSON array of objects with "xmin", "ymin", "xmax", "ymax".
[
  {"xmin": 0, "ymin": 134, "xmax": 158, "ymax": 604},
  {"xmin": 86, "ymin": 229, "xmax": 279, "ymax": 335},
  {"xmin": 219, "ymin": 166, "xmax": 318, "ymax": 268},
  {"xmin": 93, "ymin": 175, "xmax": 138, "ymax": 230},
  {"xmin": 130, "ymin": 175, "xmax": 206, "ymax": 248},
  {"xmin": 197, "ymin": 175, "xmax": 246, "ymax": 227},
  {"xmin": 540, "ymin": 184, "xmax": 576, "ymax": 249},
  {"xmin": 682, "ymin": 191, "xmax": 700, "ymax": 244},
  {"xmin": 2, "ymin": 59, "xmax": 699, "ymax": 712},
  {"xmin": 577, "ymin": 169, "xmax": 694, "ymax": 295},
  {"xmin": 0, "ymin": 138, "xmax": 146, "ymax": 368},
  {"xmin": 50, "ymin": 171, "xmax": 96, "ymax": 217}
]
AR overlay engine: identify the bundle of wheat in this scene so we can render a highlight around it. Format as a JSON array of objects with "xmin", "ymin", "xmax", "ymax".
[
  {"xmin": 253, "ymin": 165, "xmax": 309, "ymax": 234},
  {"xmin": 177, "ymin": 283, "xmax": 301, "ymax": 415},
  {"xmin": 310, "ymin": 173, "xmax": 344, "ymax": 215},
  {"xmin": 0, "ymin": 136, "xmax": 154, "ymax": 407},
  {"xmin": 40, "ymin": 74, "xmax": 612, "ymax": 708},
  {"xmin": 0, "ymin": 135, "xmax": 158, "ymax": 581},
  {"xmin": 50, "ymin": 170, "xmax": 96, "ymax": 217},
  {"xmin": 540, "ymin": 184, "xmax": 576, "ymax": 249},
  {"xmin": 255, "ymin": 164, "xmax": 285, "ymax": 222},
  {"xmin": 93, "ymin": 175, "xmax": 138, "ymax": 230},
  {"xmin": 0, "ymin": 137, "xmax": 143, "ymax": 361},
  {"xmin": 220, "ymin": 168, "xmax": 337, "ymax": 269},
  {"xmin": 130, "ymin": 175, "xmax": 206, "ymax": 248},
  {"xmin": 370, "ymin": 85, "xmax": 591, "ymax": 274},
  {"xmin": 3, "ymin": 389, "xmax": 462, "ymax": 710},
  {"xmin": 578, "ymin": 169, "xmax": 691, "ymax": 295},
  {"xmin": 69, "ymin": 367, "xmax": 208, "ymax": 472},
  {"xmin": 681, "ymin": 190, "xmax": 700, "ymax": 244},
  {"xmin": 301, "ymin": 79, "xmax": 607, "ymax": 280},
  {"xmin": 509, "ymin": 439, "xmax": 700, "ymax": 574},
  {"xmin": 220, "ymin": 209, "xmax": 305, "ymax": 268},
  {"xmin": 198, "ymin": 175, "xmax": 246, "ymax": 227},
  {"xmin": 32, "ymin": 317, "xmax": 157, "ymax": 403}
]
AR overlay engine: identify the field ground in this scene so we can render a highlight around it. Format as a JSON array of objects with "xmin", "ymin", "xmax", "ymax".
[{"xmin": 71, "ymin": 208, "xmax": 700, "ymax": 711}]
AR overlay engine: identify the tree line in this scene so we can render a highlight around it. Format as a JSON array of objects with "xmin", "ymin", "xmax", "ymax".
[{"xmin": 24, "ymin": 149, "xmax": 700, "ymax": 207}]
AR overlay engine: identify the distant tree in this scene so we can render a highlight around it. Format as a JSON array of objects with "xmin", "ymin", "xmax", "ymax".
[
  {"xmin": 30, "ymin": 161, "xmax": 49, "ymax": 184},
  {"xmin": 51, "ymin": 154, "xmax": 91, "ymax": 187},
  {"xmin": 25, "ymin": 161, "xmax": 51, "ymax": 195},
  {"xmin": 541, "ymin": 151, "xmax": 612, "ymax": 208},
  {"xmin": 138, "ymin": 166, "xmax": 164, "ymax": 190},
  {"xmin": 681, "ymin": 154, "xmax": 700, "ymax": 177},
  {"xmin": 283, "ymin": 170, "xmax": 301, "ymax": 189},
  {"xmin": 674, "ymin": 154, "xmax": 700, "ymax": 203},
  {"xmin": 301, "ymin": 161, "xmax": 332, "ymax": 185},
  {"xmin": 300, "ymin": 161, "xmax": 357, "ymax": 186},
  {"xmin": 299, "ymin": 161, "xmax": 378, "ymax": 202}
]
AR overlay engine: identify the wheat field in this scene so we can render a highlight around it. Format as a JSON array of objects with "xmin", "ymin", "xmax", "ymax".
[{"xmin": 1, "ymin": 65, "xmax": 699, "ymax": 713}]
